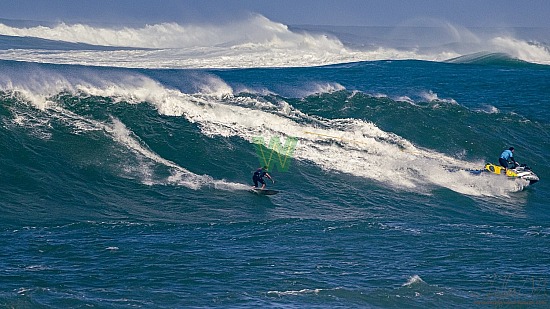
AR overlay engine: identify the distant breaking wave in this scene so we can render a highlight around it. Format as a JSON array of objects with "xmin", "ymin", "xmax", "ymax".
[
  {"xmin": 0, "ymin": 14, "xmax": 448, "ymax": 68},
  {"xmin": 490, "ymin": 37, "xmax": 550, "ymax": 65},
  {"xmin": 0, "ymin": 14, "xmax": 549, "ymax": 68},
  {"xmin": 446, "ymin": 52, "xmax": 532, "ymax": 66},
  {"xmin": 0, "ymin": 15, "xmax": 344, "ymax": 50}
]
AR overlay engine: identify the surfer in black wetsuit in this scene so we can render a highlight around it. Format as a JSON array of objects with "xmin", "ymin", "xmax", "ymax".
[{"xmin": 252, "ymin": 166, "xmax": 274, "ymax": 189}]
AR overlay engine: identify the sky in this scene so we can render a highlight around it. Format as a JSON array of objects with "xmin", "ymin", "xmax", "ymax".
[{"xmin": 0, "ymin": 0, "xmax": 549, "ymax": 28}]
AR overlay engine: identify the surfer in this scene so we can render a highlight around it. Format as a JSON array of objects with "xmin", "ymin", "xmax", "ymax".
[
  {"xmin": 499, "ymin": 147, "xmax": 517, "ymax": 171},
  {"xmin": 252, "ymin": 166, "xmax": 274, "ymax": 190}
]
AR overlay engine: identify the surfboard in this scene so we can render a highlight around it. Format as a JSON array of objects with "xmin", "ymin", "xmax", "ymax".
[{"xmin": 250, "ymin": 188, "xmax": 280, "ymax": 195}]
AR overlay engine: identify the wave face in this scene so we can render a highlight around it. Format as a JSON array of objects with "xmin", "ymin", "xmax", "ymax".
[
  {"xmin": 1, "ymin": 48, "xmax": 549, "ymax": 306},
  {"xmin": 0, "ymin": 15, "xmax": 549, "ymax": 67}
]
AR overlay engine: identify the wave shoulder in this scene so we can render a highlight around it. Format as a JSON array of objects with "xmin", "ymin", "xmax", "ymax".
[{"xmin": 445, "ymin": 52, "xmax": 544, "ymax": 67}]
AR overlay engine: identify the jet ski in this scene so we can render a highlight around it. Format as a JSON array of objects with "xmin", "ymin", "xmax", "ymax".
[{"xmin": 477, "ymin": 163, "xmax": 540, "ymax": 185}]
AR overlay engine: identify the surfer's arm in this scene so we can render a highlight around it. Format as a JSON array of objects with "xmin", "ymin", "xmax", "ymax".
[{"xmin": 265, "ymin": 173, "xmax": 275, "ymax": 183}]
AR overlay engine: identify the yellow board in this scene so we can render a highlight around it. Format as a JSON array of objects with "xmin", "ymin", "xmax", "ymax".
[{"xmin": 484, "ymin": 163, "xmax": 517, "ymax": 177}]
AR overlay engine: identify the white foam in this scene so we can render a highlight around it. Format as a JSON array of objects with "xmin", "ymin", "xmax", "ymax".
[
  {"xmin": 267, "ymin": 289, "xmax": 322, "ymax": 296},
  {"xmin": 420, "ymin": 90, "xmax": 457, "ymax": 104},
  {"xmin": 0, "ymin": 15, "xmax": 345, "ymax": 50},
  {"xmin": 0, "ymin": 45, "xmax": 444, "ymax": 69},
  {"xmin": 475, "ymin": 104, "xmax": 500, "ymax": 114},
  {"xmin": 293, "ymin": 82, "xmax": 346, "ymax": 98},
  {"xmin": 4, "ymin": 71, "xmax": 526, "ymax": 196},
  {"xmin": 73, "ymin": 74, "xmax": 527, "ymax": 196},
  {"xmin": 0, "ymin": 70, "xmax": 75, "ymax": 110},
  {"xmin": 491, "ymin": 36, "xmax": 550, "ymax": 65},
  {"xmin": 106, "ymin": 117, "xmax": 247, "ymax": 190},
  {"xmin": 394, "ymin": 96, "xmax": 415, "ymax": 105},
  {"xmin": 2, "ymin": 80, "xmax": 246, "ymax": 190},
  {"xmin": 0, "ymin": 15, "xmax": 457, "ymax": 69},
  {"xmin": 403, "ymin": 275, "xmax": 424, "ymax": 287},
  {"xmin": 1, "ymin": 17, "xmax": 550, "ymax": 67}
]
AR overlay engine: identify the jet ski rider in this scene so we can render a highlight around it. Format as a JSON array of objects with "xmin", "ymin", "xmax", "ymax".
[{"xmin": 499, "ymin": 147, "xmax": 518, "ymax": 171}]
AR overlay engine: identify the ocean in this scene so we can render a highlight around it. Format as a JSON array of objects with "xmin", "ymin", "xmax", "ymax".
[{"xmin": 0, "ymin": 16, "xmax": 549, "ymax": 308}]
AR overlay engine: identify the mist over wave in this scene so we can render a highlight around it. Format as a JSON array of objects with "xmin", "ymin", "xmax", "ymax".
[
  {"xmin": 489, "ymin": 36, "xmax": 550, "ymax": 64},
  {"xmin": 0, "ymin": 15, "xmax": 344, "ymax": 50},
  {"xmin": 1, "ymin": 14, "xmax": 548, "ymax": 68}
]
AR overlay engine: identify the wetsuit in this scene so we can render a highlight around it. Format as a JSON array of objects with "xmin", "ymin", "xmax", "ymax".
[{"xmin": 252, "ymin": 168, "xmax": 267, "ymax": 188}]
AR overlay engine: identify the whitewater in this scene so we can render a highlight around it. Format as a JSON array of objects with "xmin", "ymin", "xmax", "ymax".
[
  {"xmin": 0, "ymin": 14, "xmax": 549, "ymax": 68},
  {"xmin": 1, "ymin": 64, "xmax": 532, "ymax": 197}
]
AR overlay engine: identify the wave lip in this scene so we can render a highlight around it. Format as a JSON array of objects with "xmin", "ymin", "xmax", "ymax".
[
  {"xmin": 446, "ymin": 51, "xmax": 532, "ymax": 66},
  {"xmin": 490, "ymin": 36, "xmax": 550, "ymax": 65},
  {"xmin": 446, "ymin": 36, "xmax": 550, "ymax": 66}
]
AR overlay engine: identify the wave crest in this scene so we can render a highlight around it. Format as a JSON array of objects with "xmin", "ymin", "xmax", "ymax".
[
  {"xmin": 490, "ymin": 37, "xmax": 550, "ymax": 65},
  {"xmin": 1, "ymin": 16, "xmax": 549, "ymax": 67},
  {"xmin": 0, "ymin": 14, "xmax": 345, "ymax": 51}
]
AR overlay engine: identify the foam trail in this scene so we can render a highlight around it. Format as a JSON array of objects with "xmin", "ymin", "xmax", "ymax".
[
  {"xmin": 106, "ymin": 117, "xmax": 196, "ymax": 188},
  {"xmin": 110, "ymin": 118, "xmax": 246, "ymax": 191},
  {"xmin": 108, "ymin": 117, "xmax": 249, "ymax": 190},
  {"xmin": 105, "ymin": 117, "xmax": 249, "ymax": 191}
]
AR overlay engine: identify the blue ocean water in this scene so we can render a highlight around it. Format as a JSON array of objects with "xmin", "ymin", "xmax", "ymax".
[{"xmin": 1, "ymin": 21, "xmax": 550, "ymax": 308}]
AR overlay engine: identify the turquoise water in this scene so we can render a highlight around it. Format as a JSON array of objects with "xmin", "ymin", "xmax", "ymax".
[{"xmin": 1, "ymin": 54, "xmax": 549, "ymax": 307}]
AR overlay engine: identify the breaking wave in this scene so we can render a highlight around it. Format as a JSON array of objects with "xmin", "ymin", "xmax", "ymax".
[{"xmin": 0, "ymin": 65, "xmax": 532, "ymax": 197}]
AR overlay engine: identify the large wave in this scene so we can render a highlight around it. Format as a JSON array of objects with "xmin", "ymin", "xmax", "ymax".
[{"xmin": 0, "ymin": 66, "xmax": 528, "ymax": 197}]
